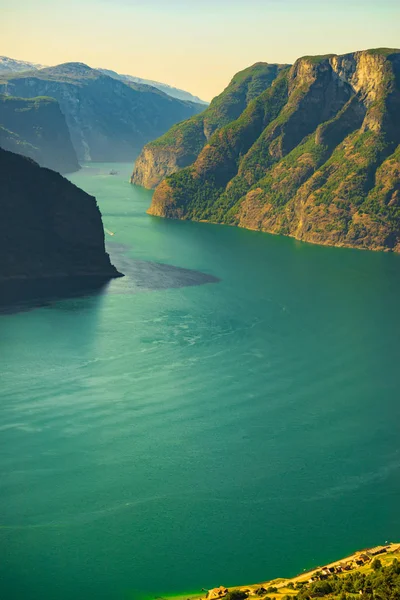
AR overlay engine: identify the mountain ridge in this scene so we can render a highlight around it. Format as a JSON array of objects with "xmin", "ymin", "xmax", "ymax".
[
  {"xmin": 0, "ymin": 56, "xmax": 47, "ymax": 73},
  {"xmin": 97, "ymin": 67, "xmax": 207, "ymax": 105},
  {"xmin": 0, "ymin": 62, "xmax": 204, "ymax": 162},
  {"xmin": 147, "ymin": 48, "xmax": 400, "ymax": 253},
  {"xmin": 0, "ymin": 56, "xmax": 207, "ymax": 104},
  {"xmin": 131, "ymin": 62, "xmax": 290, "ymax": 189}
]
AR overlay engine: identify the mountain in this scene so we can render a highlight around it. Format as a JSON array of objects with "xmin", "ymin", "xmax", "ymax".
[
  {"xmin": 148, "ymin": 49, "xmax": 400, "ymax": 253},
  {"xmin": 0, "ymin": 62, "xmax": 205, "ymax": 162},
  {"xmin": 0, "ymin": 94, "xmax": 79, "ymax": 173},
  {"xmin": 131, "ymin": 63, "xmax": 289, "ymax": 189},
  {"xmin": 0, "ymin": 56, "xmax": 46, "ymax": 74},
  {"xmin": 0, "ymin": 57, "xmax": 207, "ymax": 104},
  {"xmin": 0, "ymin": 148, "xmax": 120, "ymax": 283},
  {"xmin": 98, "ymin": 67, "xmax": 207, "ymax": 105}
]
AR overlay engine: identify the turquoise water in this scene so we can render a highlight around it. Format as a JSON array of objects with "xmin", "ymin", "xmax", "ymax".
[{"xmin": 1, "ymin": 163, "xmax": 399, "ymax": 600}]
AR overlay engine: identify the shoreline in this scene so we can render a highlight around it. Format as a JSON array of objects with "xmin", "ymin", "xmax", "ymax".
[{"xmin": 147, "ymin": 542, "xmax": 400, "ymax": 600}]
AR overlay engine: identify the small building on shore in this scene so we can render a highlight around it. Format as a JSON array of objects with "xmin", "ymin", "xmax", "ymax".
[
  {"xmin": 206, "ymin": 587, "xmax": 229, "ymax": 600},
  {"xmin": 367, "ymin": 546, "xmax": 389, "ymax": 556}
]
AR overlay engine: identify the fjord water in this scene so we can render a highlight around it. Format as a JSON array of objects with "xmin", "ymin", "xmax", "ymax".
[{"xmin": 1, "ymin": 163, "xmax": 399, "ymax": 600}]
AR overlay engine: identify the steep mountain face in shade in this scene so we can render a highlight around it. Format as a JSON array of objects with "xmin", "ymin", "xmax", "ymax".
[
  {"xmin": 0, "ymin": 148, "xmax": 120, "ymax": 282},
  {"xmin": 0, "ymin": 63, "xmax": 204, "ymax": 162},
  {"xmin": 149, "ymin": 49, "xmax": 400, "ymax": 253},
  {"xmin": 131, "ymin": 63, "xmax": 289, "ymax": 189},
  {"xmin": 0, "ymin": 95, "xmax": 79, "ymax": 174},
  {"xmin": 98, "ymin": 68, "xmax": 207, "ymax": 105}
]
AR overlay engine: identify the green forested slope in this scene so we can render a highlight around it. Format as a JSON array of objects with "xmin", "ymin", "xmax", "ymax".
[
  {"xmin": 149, "ymin": 49, "xmax": 400, "ymax": 252},
  {"xmin": 131, "ymin": 63, "xmax": 289, "ymax": 188}
]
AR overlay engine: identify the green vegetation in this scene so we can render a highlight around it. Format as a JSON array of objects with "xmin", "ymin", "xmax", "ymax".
[
  {"xmin": 149, "ymin": 115, "xmax": 204, "ymax": 151},
  {"xmin": 132, "ymin": 63, "xmax": 290, "ymax": 187},
  {"xmin": 157, "ymin": 71, "xmax": 290, "ymax": 220},
  {"xmin": 359, "ymin": 143, "xmax": 400, "ymax": 242},
  {"xmin": 296, "ymin": 559, "xmax": 400, "ymax": 600},
  {"xmin": 366, "ymin": 48, "xmax": 400, "ymax": 57},
  {"xmin": 161, "ymin": 546, "xmax": 400, "ymax": 600},
  {"xmin": 149, "ymin": 48, "xmax": 400, "ymax": 252},
  {"xmin": 149, "ymin": 63, "xmax": 288, "ymax": 152},
  {"xmin": 299, "ymin": 54, "xmax": 336, "ymax": 65},
  {"xmin": 0, "ymin": 94, "xmax": 56, "ymax": 106},
  {"xmin": 225, "ymin": 591, "xmax": 248, "ymax": 600},
  {"xmin": 311, "ymin": 131, "xmax": 391, "ymax": 206},
  {"xmin": 371, "ymin": 559, "xmax": 382, "ymax": 571}
]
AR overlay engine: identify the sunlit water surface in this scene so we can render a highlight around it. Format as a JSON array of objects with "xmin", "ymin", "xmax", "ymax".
[{"xmin": 1, "ymin": 163, "xmax": 399, "ymax": 600}]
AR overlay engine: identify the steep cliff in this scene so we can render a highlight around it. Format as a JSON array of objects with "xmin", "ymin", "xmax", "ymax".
[
  {"xmin": 0, "ymin": 63, "xmax": 204, "ymax": 162},
  {"xmin": 131, "ymin": 63, "xmax": 289, "ymax": 189},
  {"xmin": 0, "ymin": 148, "xmax": 120, "ymax": 282},
  {"xmin": 149, "ymin": 49, "xmax": 400, "ymax": 253},
  {"xmin": 0, "ymin": 94, "xmax": 79, "ymax": 173}
]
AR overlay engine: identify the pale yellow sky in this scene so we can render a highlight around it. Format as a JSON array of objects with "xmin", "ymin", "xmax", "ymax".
[{"xmin": 1, "ymin": 0, "xmax": 399, "ymax": 101}]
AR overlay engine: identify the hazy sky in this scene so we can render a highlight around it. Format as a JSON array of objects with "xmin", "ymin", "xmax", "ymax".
[{"xmin": 1, "ymin": 0, "xmax": 399, "ymax": 101}]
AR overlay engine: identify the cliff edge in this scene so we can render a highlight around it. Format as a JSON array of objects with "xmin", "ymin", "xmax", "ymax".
[
  {"xmin": 131, "ymin": 63, "xmax": 289, "ymax": 189},
  {"xmin": 0, "ymin": 94, "xmax": 80, "ymax": 174},
  {"xmin": 149, "ymin": 49, "xmax": 400, "ymax": 253},
  {"xmin": 0, "ymin": 148, "xmax": 121, "ymax": 283}
]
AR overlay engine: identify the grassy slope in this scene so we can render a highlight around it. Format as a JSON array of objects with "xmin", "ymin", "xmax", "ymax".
[
  {"xmin": 149, "ymin": 70, "xmax": 290, "ymax": 218},
  {"xmin": 150, "ymin": 63, "xmax": 289, "ymax": 150},
  {"xmin": 133, "ymin": 63, "xmax": 289, "ymax": 189}
]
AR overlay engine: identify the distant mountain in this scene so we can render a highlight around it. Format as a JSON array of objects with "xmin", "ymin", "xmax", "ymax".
[
  {"xmin": 0, "ymin": 94, "xmax": 79, "ymax": 173},
  {"xmin": 98, "ymin": 68, "xmax": 207, "ymax": 105},
  {"xmin": 0, "ymin": 147, "xmax": 120, "ymax": 284},
  {"xmin": 0, "ymin": 62, "xmax": 205, "ymax": 162},
  {"xmin": 0, "ymin": 56, "xmax": 47, "ymax": 74},
  {"xmin": 146, "ymin": 49, "xmax": 400, "ymax": 253},
  {"xmin": 131, "ymin": 63, "xmax": 288, "ymax": 189},
  {"xmin": 0, "ymin": 56, "xmax": 207, "ymax": 104}
]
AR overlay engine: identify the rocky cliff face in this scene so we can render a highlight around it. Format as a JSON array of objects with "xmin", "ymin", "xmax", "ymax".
[
  {"xmin": 131, "ymin": 63, "xmax": 288, "ymax": 189},
  {"xmin": 0, "ymin": 148, "xmax": 121, "ymax": 282},
  {"xmin": 0, "ymin": 63, "xmax": 204, "ymax": 162},
  {"xmin": 0, "ymin": 95, "xmax": 79, "ymax": 174},
  {"xmin": 149, "ymin": 49, "xmax": 400, "ymax": 253}
]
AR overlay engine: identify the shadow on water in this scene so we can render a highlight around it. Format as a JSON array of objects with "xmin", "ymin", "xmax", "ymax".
[
  {"xmin": 0, "ymin": 277, "xmax": 111, "ymax": 315},
  {"xmin": 0, "ymin": 244, "xmax": 219, "ymax": 315},
  {"xmin": 107, "ymin": 242, "xmax": 220, "ymax": 295}
]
